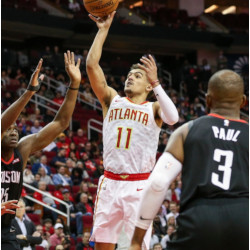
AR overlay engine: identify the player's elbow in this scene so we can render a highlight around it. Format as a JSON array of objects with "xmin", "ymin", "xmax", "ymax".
[
  {"xmin": 164, "ymin": 113, "xmax": 179, "ymax": 125},
  {"xmin": 167, "ymin": 115, "xmax": 179, "ymax": 125},
  {"xmin": 150, "ymin": 174, "xmax": 169, "ymax": 193},
  {"xmin": 86, "ymin": 56, "xmax": 98, "ymax": 69}
]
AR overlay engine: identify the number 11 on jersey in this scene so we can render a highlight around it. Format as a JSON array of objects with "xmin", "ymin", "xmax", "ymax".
[{"xmin": 116, "ymin": 127, "xmax": 133, "ymax": 149}]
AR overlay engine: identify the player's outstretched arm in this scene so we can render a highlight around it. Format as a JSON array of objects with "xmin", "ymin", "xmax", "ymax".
[
  {"xmin": 138, "ymin": 55, "xmax": 179, "ymax": 126},
  {"xmin": 1, "ymin": 59, "xmax": 44, "ymax": 140},
  {"xmin": 86, "ymin": 11, "xmax": 117, "ymax": 111},
  {"xmin": 129, "ymin": 124, "xmax": 189, "ymax": 249},
  {"xmin": 1, "ymin": 200, "xmax": 20, "ymax": 215},
  {"xmin": 18, "ymin": 51, "xmax": 81, "ymax": 165}
]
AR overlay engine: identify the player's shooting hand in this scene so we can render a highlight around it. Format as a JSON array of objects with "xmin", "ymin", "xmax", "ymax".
[
  {"xmin": 1, "ymin": 200, "xmax": 19, "ymax": 215},
  {"xmin": 64, "ymin": 50, "xmax": 81, "ymax": 86},
  {"xmin": 138, "ymin": 54, "xmax": 159, "ymax": 87},
  {"xmin": 29, "ymin": 59, "xmax": 45, "ymax": 90},
  {"xmin": 88, "ymin": 11, "xmax": 116, "ymax": 30}
]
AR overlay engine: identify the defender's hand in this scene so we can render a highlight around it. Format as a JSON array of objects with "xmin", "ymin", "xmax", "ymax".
[
  {"xmin": 64, "ymin": 50, "xmax": 81, "ymax": 85},
  {"xmin": 138, "ymin": 55, "xmax": 159, "ymax": 87},
  {"xmin": 88, "ymin": 11, "xmax": 116, "ymax": 30},
  {"xmin": 1, "ymin": 200, "xmax": 19, "ymax": 215},
  {"xmin": 29, "ymin": 59, "xmax": 45, "ymax": 89}
]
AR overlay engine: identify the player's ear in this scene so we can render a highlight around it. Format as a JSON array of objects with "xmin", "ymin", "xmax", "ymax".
[
  {"xmin": 146, "ymin": 84, "xmax": 153, "ymax": 92},
  {"xmin": 205, "ymin": 93, "xmax": 212, "ymax": 109},
  {"xmin": 240, "ymin": 95, "xmax": 247, "ymax": 109}
]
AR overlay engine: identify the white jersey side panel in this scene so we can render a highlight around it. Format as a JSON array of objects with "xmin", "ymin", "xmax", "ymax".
[{"xmin": 103, "ymin": 95, "xmax": 161, "ymax": 174}]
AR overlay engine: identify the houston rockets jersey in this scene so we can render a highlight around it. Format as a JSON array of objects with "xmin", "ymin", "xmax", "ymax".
[
  {"xmin": 103, "ymin": 95, "xmax": 161, "ymax": 174},
  {"xmin": 1, "ymin": 148, "xmax": 23, "ymax": 227}
]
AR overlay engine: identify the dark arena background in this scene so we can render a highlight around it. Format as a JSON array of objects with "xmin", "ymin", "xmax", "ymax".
[{"xmin": 1, "ymin": 0, "xmax": 249, "ymax": 249}]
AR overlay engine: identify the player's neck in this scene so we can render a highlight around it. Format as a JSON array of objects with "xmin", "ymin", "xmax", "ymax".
[
  {"xmin": 1, "ymin": 147, "xmax": 14, "ymax": 162},
  {"xmin": 210, "ymin": 108, "xmax": 240, "ymax": 120},
  {"xmin": 126, "ymin": 94, "xmax": 147, "ymax": 105}
]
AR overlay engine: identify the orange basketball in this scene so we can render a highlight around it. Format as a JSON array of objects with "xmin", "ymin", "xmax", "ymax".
[{"xmin": 83, "ymin": 0, "xmax": 119, "ymax": 18}]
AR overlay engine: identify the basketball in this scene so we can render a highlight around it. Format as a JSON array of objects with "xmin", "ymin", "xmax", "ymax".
[{"xmin": 83, "ymin": 0, "xmax": 119, "ymax": 18}]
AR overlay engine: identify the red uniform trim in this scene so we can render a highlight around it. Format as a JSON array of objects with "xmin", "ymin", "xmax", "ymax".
[
  {"xmin": 208, "ymin": 113, "xmax": 248, "ymax": 124},
  {"xmin": 104, "ymin": 170, "xmax": 150, "ymax": 181},
  {"xmin": 126, "ymin": 97, "xmax": 149, "ymax": 105},
  {"xmin": 1, "ymin": 153, "xmax": 14, "ymax": 164}
]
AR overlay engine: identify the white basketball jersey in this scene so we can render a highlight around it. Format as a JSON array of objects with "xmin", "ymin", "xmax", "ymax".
[{"xmin": 103, "ymin": 95, "xmax": 161, "ymax": 174}]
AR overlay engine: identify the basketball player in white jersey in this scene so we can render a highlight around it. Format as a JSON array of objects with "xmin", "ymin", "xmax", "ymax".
[{"xmin": 86, "ymin": 12, "xmax": 179, "ymax": 250}]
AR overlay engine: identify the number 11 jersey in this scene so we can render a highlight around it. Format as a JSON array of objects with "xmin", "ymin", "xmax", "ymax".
[
  {"xmin": 180, "ymin": 113, "xmax": 249, "ymax": 211},
  {"xmin": 103, "ymin": 95, "xmax": 161, "ymax": 174}
]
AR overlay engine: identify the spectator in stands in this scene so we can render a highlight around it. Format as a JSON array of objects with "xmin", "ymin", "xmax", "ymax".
[
  {"xmin": 49, "ymin": 223, "xmax": 65, "ymax": 247},
  {"xmin": 33, "ymin": 181, "xmax": 57, "ymax": 220},
  {"xmin": 43, "ymin": 218, "xmax": 54, "ymax": 236},
  {"xmin": 32, "ymin": 155, "xmax": 51, "ymax": 175},
  {"xmin": 51, "ymin": 148, "xmax": 67, "ymax": 168},
  {"xmin": 53, "ymin": 91, "xmax": 64, "ymax": 105},
  {"xmin": 31, "ymin": 119, "xmax": 43, "ymax": 134},
  {"xmin": 175, "ymin": 179, "xmax": 182, "ymax": 198},
  {"xmin": 28, "ymin": 108, "xmax": 43, "ymax": 123},
  {"xmin": 167, "ymin": 216, "xmax": 176, "ymax": 229},
  {"xmin": 71, "ymin": 165, "xmax": 84, "ymax": 186},
  {"xmin": 82, "ymin": 141, "xmax": 93, "ymax": 158},
  {"xmin": 59, "ymin": 189, "xmax": 83, "ymax": 236},
  {"xmin": 162, "ymin": 200, "xmax": 170, "ymax": 216},
  {"xmin": 68, "ymin": 151, "xmax": 78, "ymax": 163},
  {"xmin": 93, "ymin": 160, "xmax": 104, "ymax": 178},
  {"xmin": 153, "ymin": 215, "xmax": 166, "ymax": 237},
  {"xmin": 30, "ymin": 173, "xmax": 41, "ymax": 189},
  {"xmin": 153, "ymin": 243, "xmax": 163, "ymax": 250},
  {"xmin": 75, "ymin": 181, "xmax": 91, "ymax": 203},
  {"xmin": 12, "ymin": 199, "xmax": 43, "ymax": 250},
  {"xmin": 166, "ymin": 201, "xmax": 179, "ymax": 222},
  {"xmin": 36, "ymin": 224, "xmax": 50, "ymax": 249},
  {"xmin": 39, "ymin": 167, "xmax": 54, "ymax": 185},
  {"xmin": 165, "ymin": 182, "xmax": 180, "ymax": 204},
  {"xmin": 65, "ymin": 130, "xmax": 74, "ymax": 144},
  {"xmin": 76, "ymin": 232, "xmax": 94, "ymax": 250},
  {"xmin": 82, "ymin": 85, "xmax": 94, "ymax": 104},
  {"xmin": 150, "ymin": 228, "xmax": 160, "ymax": 250},
  {"xmin": 53, "ymin": 166, "xmax": 73, "ymax": 186},
  {"xmin": 65, "ymin": 158, "xmax": 76, "ymax": 174},
  {"xmin": 76, "ymin": 193, "xmax": 93, "ymax": 216},
  {"xmin": 68, "ymin": 0, "xmax": 81, "ymax": 12},
  {"xmin": 2, "ymin": 91, "xmax": 13, "ymax": 107},
  {"xmin": 160, "ymin": 225, "xmax": 175, "ymax": 250},
  {"xmin": 80, "ymin": 152, "xmax": 96, "ymax": 173},
  {"xmin": 56, "ymin": 217, "xmax": 71, "ymax": 236},
  {"xmin": 73, "ymin": 128, "xmax": 88, "ymax": 148},
  {"xmin": 23, "ymin": 168, "xmax": 35, "ymax": 184},
  {"xmin": 56, "ymin": 132, "xmax": 70, "ymax": 150}
]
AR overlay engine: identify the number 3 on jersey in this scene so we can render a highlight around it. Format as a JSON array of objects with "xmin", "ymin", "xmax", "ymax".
[
  {"xmin": 116, "ymin": 127, "xmax": 133, "ymax": 149},
  {"xmin": 211, "ymin": 149, "xmax": 233, "ymax": 190}
]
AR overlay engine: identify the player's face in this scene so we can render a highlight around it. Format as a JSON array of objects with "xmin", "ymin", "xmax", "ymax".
[
  {"xmin": 124, "ymin": 69, "xmax": 149, "ymax": 96},
  {"xmin": 2, "ymin": 124, "xmax": 19, "ymax": 149}
]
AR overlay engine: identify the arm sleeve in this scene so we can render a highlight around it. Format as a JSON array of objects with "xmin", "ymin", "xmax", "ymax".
[
  {"xmin": 135, "ymin": 152, "xmax": 182, "ymax": 230},
  {"xmin": 153, "ymin": 85, "xmax": 179, "ymax": 125}
]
